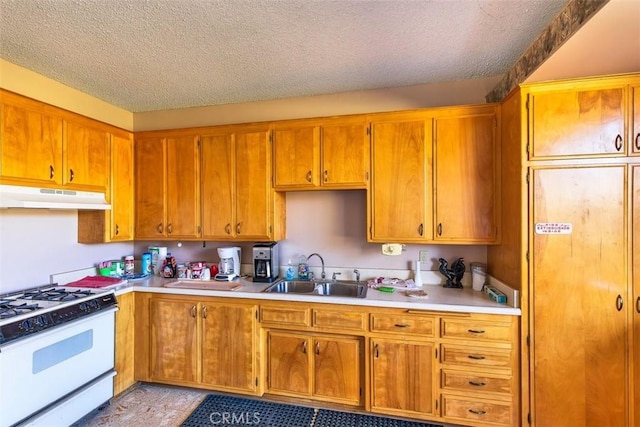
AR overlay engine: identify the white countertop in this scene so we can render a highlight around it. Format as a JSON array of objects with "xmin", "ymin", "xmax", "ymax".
[{"xmin": 113, "ymin": 275, "xmax": 521, "ymax": 316}]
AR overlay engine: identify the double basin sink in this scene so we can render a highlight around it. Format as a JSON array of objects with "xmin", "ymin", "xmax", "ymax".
[{"xmin": 265, "ymin": 280, "xmax": 367, "ymax": 298}]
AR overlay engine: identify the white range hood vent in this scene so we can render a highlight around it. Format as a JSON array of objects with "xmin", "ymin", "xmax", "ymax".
[{"xmin": 0, "ymin": 185, "xmax": 111, "ymax": 210}]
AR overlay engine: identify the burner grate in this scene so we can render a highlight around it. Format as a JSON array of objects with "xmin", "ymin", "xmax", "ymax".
[
  {"xmin": 0, "ymin": 301, "xmax": 41, "ymax": 319},
  {"xmin": 17, "ymin": 288, "xmax": 93, "ymax": 302}
]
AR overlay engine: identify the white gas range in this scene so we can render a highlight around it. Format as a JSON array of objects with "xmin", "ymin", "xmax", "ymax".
[{"xmin": 0, "ymin": 285, "xmax": 118, "ymax": 427}]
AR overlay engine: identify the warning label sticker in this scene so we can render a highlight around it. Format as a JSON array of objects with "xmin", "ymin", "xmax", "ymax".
[{"xmin": 535, "ymin": 223, "xmax": 572, "ymax": 235}]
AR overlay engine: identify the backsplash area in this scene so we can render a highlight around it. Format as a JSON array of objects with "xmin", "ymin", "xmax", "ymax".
[{"xmin": 135, "ymin": 191, "xmax": 486, "ymax": 280}]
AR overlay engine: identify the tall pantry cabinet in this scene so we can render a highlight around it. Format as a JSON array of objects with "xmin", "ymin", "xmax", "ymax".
[{"xmin": 488, "ymin": 73, "xmax": 640, "ymax": 427}]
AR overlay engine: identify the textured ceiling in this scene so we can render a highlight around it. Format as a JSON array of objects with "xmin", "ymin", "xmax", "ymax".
[{"xmin": 0, "ymin": 0, "xmax": 568, "ymax": 112}]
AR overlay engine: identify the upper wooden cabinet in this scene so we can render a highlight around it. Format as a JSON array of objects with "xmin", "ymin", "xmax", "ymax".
[
  {"xmin": 369, "ymin": 115, "xmax": 433, "ymax": 242},
  {"xmin": 134, "ymin": 133, "xmax": 201, "ymax": 240},
  {"xmin": 63, "ymin": 119, "xmax": 109, "ymax": 190},
  {"xmin": 272, "ymin": 117, "xmax": 370, "ymax": 190},
  {"xmin": 433, "ymin": 109, "xmax": 497, "ymax": 243},
  {"xmin": 78, "ymin": 131, "xmax": 134, "ymax": 243},
  {"xmin": 201, "ymin": 125, "xmax": 285, "ymax": 241},
  {"xmin": 1, "ymin": 90, "xmax": 109, "ymax": 192},
  {"xmin": 525, "ymin": 78, "xmax": 640, "ymax": 159},
  {"xmin": 0, "ymin": 92, "xmax": 63, "ymax": 185}
]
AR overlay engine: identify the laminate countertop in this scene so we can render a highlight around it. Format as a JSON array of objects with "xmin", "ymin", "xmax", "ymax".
[{"xmin": 113, "ymin": 275, "xmax": 521, "ymax": 316}]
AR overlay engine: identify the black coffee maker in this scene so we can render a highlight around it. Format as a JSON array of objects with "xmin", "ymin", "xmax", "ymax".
[{"xmin": 252, "ymin": 242, "xmax": 279, "ymax": 282}]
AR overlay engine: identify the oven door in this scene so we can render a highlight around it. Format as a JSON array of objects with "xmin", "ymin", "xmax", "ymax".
[{"xmin": 0, "ymin": 307, "xmax": 117, "ymax": 427}]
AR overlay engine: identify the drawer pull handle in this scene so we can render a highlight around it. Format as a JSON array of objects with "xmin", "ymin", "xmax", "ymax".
[
  {"xmin": 394, "ymin": 323, "xmax": 410, "ymax": 328},
  {"xmin": 374, "ymin": 344, "xmax": 379, "ymax": 358},
  {"xmin": 468, "ymin": 354, "xmax": 486, "ymax": 360},
  {"xmin": 636, "ymin": 296, "xmax": 640, "ymax": 314},
  {"xmin": 190, "ymin": 305, "xmax": 196, "ymax": 318},
  {"xmin": 306, "ymin": 171, "xmax": 312, "ymax": 183},
  {"xmin": 301, "ymin": 341, "xmax": 307, "ymax": 354},
  {"xmin": 49, "ymin": 165, "xmax": 55, "ymax": 179},
  {"xmin": 115, "ymin": 224, "xmax": 119, "ymax": 235},
  {"xmin": 167, "ymin": 223, "xmax": 173, "ymax": 234},
  {"xmin": 469, "ymin": 380, "xmax": 486, "ymax": 387},
  {"xmin": 157, "ymin": 223, "xmax": 163, "ymax": 234},
  {"xmin": 315, "ymin": 342, "xmax": 320, "ymax": 355},
  {"xmin": 323, "ymin": 170, "xmax": 328, "ymax": 182},
  {"xmin": 225, "ymin": 223, "xmax": 231, "ymax": 234},
  {"xmin": 69, "ymin": 168, "xmax": 74, "ymax": 182},
  {"xmin": 616, "ymin": 295, "xmax": 623, "ymax": 311},
  {"xmin": 469, "ymin": 409, "xmax": 487, "ymax": 416},
  {"xmin": 468, "ymin": 329, "xmax": 485, "ymax": 334},
  {"xmin": 635, "ymin": 132, "xmax": 640, "ymax": 150},
  {"xmin": 202, "ymin": 306, "xmax": 208, "ymax": 319}
]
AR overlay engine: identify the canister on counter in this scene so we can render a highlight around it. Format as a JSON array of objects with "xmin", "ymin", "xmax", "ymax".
[
  {"xmin": 141, "ymin": 252, "xmax": 152, "ymax": 275},
  {"xmin": 125, "ymin": 255, "xmax": 135, "ymax": 275},
  {"xmin": 177, "ymin": 263, "xmax": 188, "ymax": 278},
  {"xmin": 189, "ymin": 261, "xmax": 207, "ymax": 279}
]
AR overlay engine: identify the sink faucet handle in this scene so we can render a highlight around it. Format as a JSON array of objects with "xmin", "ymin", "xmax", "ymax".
[
  {"xmin": 353, "ymin": 269, "xmax": 360, "ymax": 283},
  {"xmin": 332, "ymin": 272, "xmax": 342, "ymax": 281}
]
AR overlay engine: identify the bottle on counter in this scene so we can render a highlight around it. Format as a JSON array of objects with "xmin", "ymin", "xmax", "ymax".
[
  {"xmin": 162, "ymin": 253, "xmax": 177, "ymax": 278},
  {"xmin": 124, "ymin": 255, "xmax": 135, "ymax": 275},
  {"xmin": 285, "ymin": 259, "xmax": 295, "ymax": 280}
]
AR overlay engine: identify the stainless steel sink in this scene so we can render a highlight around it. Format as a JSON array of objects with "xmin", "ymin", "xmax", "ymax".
[{"xmin": 265, "ymin": 280, "xmax": 367, "ymax": 298}]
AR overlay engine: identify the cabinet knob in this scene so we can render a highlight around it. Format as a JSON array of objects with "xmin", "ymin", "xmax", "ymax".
[
  {"xmin": 225, "ymin": 223, "xmax": 231, "ymax": 235},
  {"xmin": 323, "ymin": 170, "xmax": 328, "ymax": 182},
  {"xmin": 202, "ymin": 306, "xmax": 208, "ymax": 319},
  {"xmin": 374, "ymin": 343, "xmax": 379, "ymax": 358},
  {"xmin": 167, "ymin": 223, "xmax": 173, "ymax": 234},
  {"xmin": 190, "ymin": 305, "xmax": 197, "ymax": 318},
  {"xmin": 236, "ymin": 223, "xmax": 241, "ymax": 235},
  {"xmin": 157, "ymin": 223, "xmax": 163, "ymax": 234},
  {"xmin": 49, "ymin": 165, "xmax": 55, "ymax": 180},
  {"xmin": 315, "ymin": 341, "xmax": 320, "ymax": 355},
  {"xmin": 69, "ymin": 168, "xmax": 74, "ymax": 182},
  {"xmin": 635, "ymin": 133, "xmax": 640, "ymax": 150},
  {"xmin": 418, "ymin": 223, "xmax": 424, "ymax": 236},
  {"xmin": 614, "ymin": 134, "xmax": 623, "ymax": 151},
  {"xmin": 636, "ymin": 296, "xmax": 640, "ymax": 314},
  {"xmin": 306, "ymin": 171, "xmax": 312, "ymax": 183},
  {"xmin": 115, "ymin": 224, "xmax": 119, "ymax": 236},
  {"xmin": 437, "ymin": 223, "xmax": 443, "ymax": 236},
  {"xmin": 616, "ymin": 295, "xmax": 623, "ymax": 311},
  {"xmin": 301, "ymin": 341, "xmax": 307, "ymax": 354}
]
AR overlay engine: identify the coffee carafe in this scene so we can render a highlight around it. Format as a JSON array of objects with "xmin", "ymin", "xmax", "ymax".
[
  {"xmin": 215, "ymin": 246, "xmax": 241, "ymax": 281},
  {"xmin": 252, "ymin": 242, "xmax": 279, "ymax": 282}
]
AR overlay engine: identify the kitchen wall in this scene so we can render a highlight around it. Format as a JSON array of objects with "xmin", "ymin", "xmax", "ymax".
[{"xmin": 0, "ymin": 60, "xmax": 493, "ymax": 292}]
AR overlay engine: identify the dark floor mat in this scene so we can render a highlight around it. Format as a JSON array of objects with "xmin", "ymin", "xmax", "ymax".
[
  {"xmin": 314, "ymin": 409, "xmax": 441, "ymax": 427},
  {"xmin": 181, "ymin": 394, "xmax": 315, "ymax": 427}
]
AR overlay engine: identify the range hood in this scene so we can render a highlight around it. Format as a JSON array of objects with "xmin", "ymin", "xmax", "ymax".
[{"xmin": 0, "ymin": 185, "xmax": 111, "ymax": 210}]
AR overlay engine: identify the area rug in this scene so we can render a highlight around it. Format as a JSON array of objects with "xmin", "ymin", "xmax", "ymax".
[{"xmin": 181, "ymin": 394, "xmax": 442, "ymax": 427}]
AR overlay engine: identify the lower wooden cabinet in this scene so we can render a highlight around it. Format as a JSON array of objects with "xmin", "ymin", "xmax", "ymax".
[
  {"xmin": 370, "ymin": 338, "xmax": 436, "ymax": 418},
  {"xmin": 266, "ymin": 330, "xmax": 363, "ymax": 406},
  {"xmin": 136, "ymin": 293, "xmax": 259, "ymax": 395},
  {"xmin": 114, "ymin": 291, "xmax": 136, "ymax": 395}
]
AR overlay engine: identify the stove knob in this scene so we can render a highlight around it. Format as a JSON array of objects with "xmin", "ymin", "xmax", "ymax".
[{"xmin": 36, "ymin": 315, "xmax": 45, "ymax": 326}]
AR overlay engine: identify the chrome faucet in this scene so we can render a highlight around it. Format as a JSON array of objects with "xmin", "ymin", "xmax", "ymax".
[
  {"xmin": 306, "ymin": 253, "xmax": 326, "ymax": 279},
  {"xmin": 353, "ymin": 269, "xmax": 360, "ymax": 283}
]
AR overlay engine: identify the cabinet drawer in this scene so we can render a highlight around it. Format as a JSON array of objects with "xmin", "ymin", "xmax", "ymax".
[
  {"xmin": 440, "ymin": 318, "xmax": 513, "ymax": 343},
  {"xmin": 441, "ymin": 369, "xmax": 512, "ymax": 395},
  {"xmin": 442, "ymin": 395, "xmax": 513, "ymax": 426},
  {"xmin": 260, "ymin": 306, "xmax": 311, "ymax": 327},
  {"xmin": 370, "ymin": 313, "xmax": 436, "ymax": 337},
  {"xmin": 313, "ymin": 309, "xmax": 365, "ymax": 331},
  {"xmin": 441, "ymin": 344, "xmax": 512, "ymax": 370}
]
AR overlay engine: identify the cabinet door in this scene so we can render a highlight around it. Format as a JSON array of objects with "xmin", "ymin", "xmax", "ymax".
[
  {"xmin": 313, "ymin": 336, "xmax": 362, "ymax": 405},
  {"xmin": 201, "ymin": 133, "xmax": 235, "ymax": 239},
  {"xmin": 371, "ymin": 339, "xmax": 435, "ymax": 417},
  {"xmin": 434, "ymin": 114, "xmax": 496, "ymax": 242},
  {"xmin": 0, "ymin": 99, "xmax": 63, "ymax": 185},
  {"xmin": 201, "ymin": 303, "xmax": 257, "ymax": 393},
  {"xmin": 321, "ymin": 121, "xmax": 370, "ymax": 188},
  {"xmin": 110, "ymin": 133, "xmax": 134, "ymax": 241},
  {"xmin": 529, "ymin": 87, "xmax": 625, "ymax": 158},
  {"xmin": 531, "ymin": 166, "xmax": 627, "ymax": 426},
  {"xmin": 134, "ymin": 137, "xmax": 166, "ymax": 238},
  {"xmin": 236, "ymin": 130, "xmax": 272, "ymax": 240},
  {"xmin": 632, "ymin": 85, "xmax": 640, "ymax": 155},
  {"xmin": 267, "ymin": 331, "xmax": 311, "ymax": 396},
  {"xmin": 166, "ymin": 135, "xmax": 200, "ymax": 238},
  {"xmin": 64, "ymin": 120, "xmax": 109, "ymax": 190},
  {"xmin": 149, "ymin": 298, "xmax": 198, "ymax": 383},
  {"xmin": 273, "ymin": 125, "xmax": 320, "ymax": 189},
  {"xmin": 633, "ymin": 165, "xmax": 640, "ymax": 424},
  {"xmin": 370, "ymin": 119, "xmax": 431, "ymax": 241},
  {"xmin": 114, "ymin": 292, "xmax": 135, "ymax": 395}
]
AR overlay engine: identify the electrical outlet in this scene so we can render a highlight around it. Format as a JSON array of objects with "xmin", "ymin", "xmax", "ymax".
[{"xmin": 419, "ymin": 250, "xmax": 429, "ymax": 262}]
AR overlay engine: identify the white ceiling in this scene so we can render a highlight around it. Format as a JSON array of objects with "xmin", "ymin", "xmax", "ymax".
[{"xmin": 0, "ymin": 0, "xmax": 614, "ymax": 113}]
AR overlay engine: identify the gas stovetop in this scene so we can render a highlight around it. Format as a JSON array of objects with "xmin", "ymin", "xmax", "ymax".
[{"xmin": 0, "ymin": 285, "xmax": 118, "ymax": 345}]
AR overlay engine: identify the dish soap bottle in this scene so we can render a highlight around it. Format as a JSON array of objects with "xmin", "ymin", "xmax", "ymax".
[{"xmin": 285, "ymin": 259, "xmax": 296, "ymax": 280}]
